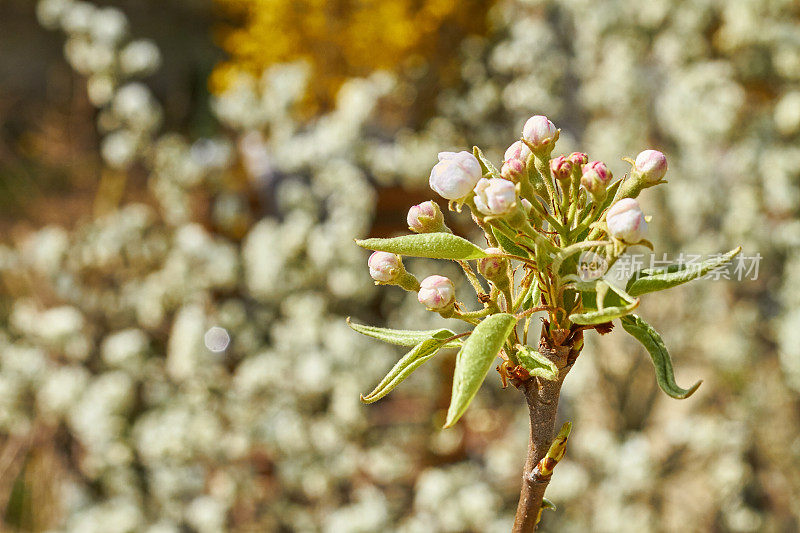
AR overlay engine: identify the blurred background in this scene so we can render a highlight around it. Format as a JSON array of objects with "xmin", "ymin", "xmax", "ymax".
[{"xmin": 0, "ymin": 0, "xmax": 799, "ymax": 531}]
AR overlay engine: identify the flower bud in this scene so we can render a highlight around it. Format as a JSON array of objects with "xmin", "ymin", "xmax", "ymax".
[
  {"xmin": 634, "ymin": 149, "xmax": 668, "ymax": 183},
  {"xmin": 407, "ymin": 201, "xmax": 448, "ymax": 233},
  {"xmin": 522, "ymin": 115, "xmax": 558, "ymax": 149},
  {"xmin": 567, "ymin": 152, "xmax": 588, "ymax": 167},
  {"xmin": 581, "ymin": 161, "xmax": 613, "ymax": 201},
  {"xmin": 429, "ymin": 151, "xmax": 483, "ymax": 200},
  {"xmin": 606, "ymin": 198, "xmax": 648, "ymax": 243},
  {"xmin": 368, "ymin": 252, "xmax": 403, "ymax": 282},
  {"xmin": 504, "ymin": 140, "xmax": 532, "ymax": 163},
  {"xmin": 501, "ymin": 158, "xmax": 525, "ymax": 182},
  {"xmin": 418, "ymin": 275, "xmax": 455, "ymax": 310},
  {"xmin": 478, "ymin": 248, "xmax": 508, "ymax": 280},
  {"xmin": 550, "ymin": 155, "xmax": 572, "ymax": 182},
  {"xmin": 473, "ymin": 178, "xmax": 517, "ymax": 216}
]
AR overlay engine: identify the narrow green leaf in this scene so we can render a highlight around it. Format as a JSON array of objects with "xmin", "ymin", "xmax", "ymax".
[
  {"xmin": 492, "ymin": 226, "xmax": 531, "ymax": 258},
  {"xmin": 569, "ymin": 298, "xmax": 639, "ymax": 325},
  {"xmin": 361, "ymin": 336, "xmax": 451, "ymax": 403},
  {"xmin": 626, "ymin": 247, "xmax": 742, "ymax": 296},
  {"xmin": 542, "ymin": 498, "xmax": 557, "ymax": 511},
  {"xmin": 347, "ymin": 319, "xmax": 461, "ymax": 348},
  {"xmin": 515, "ymin": 345, "xmax": 558, "ymax": 380},
  {"xmin": 356, "ymin": 233, "xmax": 488, "ymax": 260},
  {"xmin": 444, "ymin": 313, "xmax": 517, "ymax": 427},
  {"xmin": 620, "ymin": 314, "xmax": 701, "ymax": 399},
  {"xmin": 473, "ymin": 146, "xmax": 501, "ymax": 177},
  {"xmin": 521, "ymin": 282, "xmax": 541, "ymax": 311}
]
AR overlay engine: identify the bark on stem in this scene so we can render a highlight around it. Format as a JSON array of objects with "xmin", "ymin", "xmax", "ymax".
[{"xmin": 512, "ymin": 328, "xmax": 579, "ymax": 532}]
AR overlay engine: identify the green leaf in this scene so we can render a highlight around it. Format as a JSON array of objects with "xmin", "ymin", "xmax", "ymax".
[
  {"xmin": 473, "ymin": 146, "xmax": 501, "ymax": 177},
  {"xmin": 521, "ymin": 282, "xmax": 541, "ymax": 311},
  {"xmin": 361, "ymin": 335, "xmax": 452, "ymax": 403},
  {"xmin": 444, "ymin": 313, "xmax": 518, "ymax": 427},
  {"xmin": 492, "ymin": 226, "xmax": 531, "ymax": 258},
  {"xmin": 356, "ymin": 233, "xmax": 488, "ymax": 260},
  {"xmin": 570, "ymin": 280, "xmax": 639, "ymax": 325},
  {"xmin": 347, "ymin": 319, "xmax": 461, "ymax": 349},
  {"xmin": 626, "ymin": 247, "xmax": 742, "ymax": 297},
  {"xmin": 515, "ymin": 345, "xmax": 558, "ymax": 380},
  {"xmin": 542, "ymin": 498, "xmax": 557, "ymax": 512},
  {"xmin": 620, "ymin": 314, "xmax": 701, "ymax": 399},
  {"xmin": 569, "ymin": 296, "xmax": 639, "ymax": 325}
]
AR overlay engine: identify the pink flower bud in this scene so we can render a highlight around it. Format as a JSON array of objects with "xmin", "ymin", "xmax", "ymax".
[
  {"xmin": 581, "ymin": 161, "xmax": 613, "ymax": 199},
  {"xmin": 606, "ymin": 198, "xmax": 648, "ymax": 243},
  {"xmin": 407, "ymin": 200, "xmax": 446, "ymax": 233},
  {"xmin": 522, "ymin": 115, "xmax": 558, "ymax": 149},
  {"xmin": 504, "ymin": 140, "xmax": 532, "ymax": 163},
  {"xmin": 429, "ymin": 151, "xmax": 483, "ymax": 200},
  {"xmin": 368, "ymin": 252, "xmax": 403, "ymax": 282},
  {"xmin": 550, "ymin": 155, "xmax": 572, "ymax": 182},
  {"xmin": 634, "ymin": 149, "xmax": 668, "ymax": 183},
  {"xmin": 418, "ymin": 275, "xmax": 455, "ymax": 309},
  {"xmin": 473, "ymin": 177, "xmax": 517, "ymax": 216},
  {"xmin": 567, "ymin": 152, "xmax": 589, "ymax": 166},
  {"xmin": 501, "ymin": 158, "xmax": 525, "ymax": 181},
  {"xmin": 478, "ymin": 248, "xmax": 508, "ymax": 279}
]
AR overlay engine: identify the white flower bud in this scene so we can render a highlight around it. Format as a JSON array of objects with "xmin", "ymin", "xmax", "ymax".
[
  {"xmin": 581, "ymin": 160, "xmax": 613, "ymax": 201},
  {"xmin": 473, "ymin": 178, "xmax": 516, "ymax": 216},
  {"xmin": 407, "ymin": 201, "xmax": 447, "ymax": 233},
  {"xmin": 501, "ymin": 158, "xmax": 525, "ymax": 182},
  {"xmin": 478, "ymin": 248, "xmax": 508, "ymax": 280},
  {"xmin": 522, "ymin": 115, "xmax": 558, "ymax": 149},
  {"xmin": 418, "ymin": 275, "xmax": 455, "ymax": 310},
  {"xmin": 504, "ymin": 140, "xmax": 532, "ymax": 163},
  {"xmin": 606, "ymin": 198, "xmax": 648, "ymax": 243},
  {"xmin": 368, "ymin": 252, "xmax": 403, "ymax": 282},
  {"xmin": 634, "ymin": 150, "xmax": 668, "ymax": 183},
  {"xmin": 429, "ymin": 151, "xmax": 482, "ymax": 200}
]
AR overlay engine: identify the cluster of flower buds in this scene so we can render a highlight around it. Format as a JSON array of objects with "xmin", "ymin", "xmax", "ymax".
[
  {"xmin": 362, "ymin": 113, "xmax": 672, "ymax": 317},
  {"xmin": 354, "ymin": 113, "xmax": 742, "ymax": 527}
]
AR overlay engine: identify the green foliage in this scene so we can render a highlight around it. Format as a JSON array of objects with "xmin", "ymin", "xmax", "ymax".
[
  {"xmin": 570, "ymin": 280, "xmax": 639, "ymax": 325},
  {"xmin": 356, "ymin": 233, "xmax": 488, "ymax": 260},
  {"xmin": 347, "ymin": 319, "xmax": 461, "ymax": 348},
  {"xmin": 492, "ymin": 226, "xmax": 531, "ymax": 258},
  {"xmin": 620, "ymin": 314, "xmax": 702, "ymax": 399},
  {"xmin": 626, "ymin": 247, "xmax": 742, "ymax": 296},
  {"xmin": 473, "ymin": 146, "xmax": 501, "ymax": 177},
  {"xmin": 360, "ymin": 332, "xmax": 456, "ymax": 403},
  {"xmin": 444, "ymin": 313, "xmax": 517, "ymax": 427},
  {"xmin": 515, "ymin": 345, "xmax": 558, "ymax": 380}
]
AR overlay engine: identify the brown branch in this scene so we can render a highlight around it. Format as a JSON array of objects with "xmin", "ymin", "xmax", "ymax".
[{"xmin": 512, "ymin": 328, "xmax": 582, "ymax": 532}]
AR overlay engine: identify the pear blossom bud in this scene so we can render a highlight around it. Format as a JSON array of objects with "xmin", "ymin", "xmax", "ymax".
[
  {"xmin": 478, "ymin": 248, "xmax": 508, "ymax": 280},
  {"xmin": 522, "ymin": 115, "xmax": 558, "ymax": 149},
  {"xmin": 429, "ymin": 151, "xmax": 482, "ymax": 200},
  {"xmin": 567, "ymin": 152, "xmax": 588, "ymax": 167},
  {"xmin": 520, "ymin": 198, "xmax": 533, "ymax": 215},
  {"xmin": 634, "ymin": 150, "xmax": 668, "ymax": 183},
  {"xmin": 418, "ymin": 275, "xmax": 455, "ymax": 310},
  {"xmin": 368, "ymin": 252, "xmax": 403, "ymax": 282},
  {"xmin": 606, "ymin": 198, "xmax": 648, "ymax": 243},
  {"xmin": 504, "ymin": 140, "xmax": 532, "ymax": 163},
  {"xmin": 473, "ymin": 178, "xmax": 517, "ymax": 216},
  {"xmin": 581, "ymin": 161, "xmax": 613, "ymax": 201},
  {"xmin": 407, "ymin": 201, "xmax": 448, "ymax": 233},
  {"xmin": 550, "ymin": 155, "xmax": 572, "ymax": 182},
  {"xmin": 501, "ymin": 158, "xmax": 525, "ymax": 182}
]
